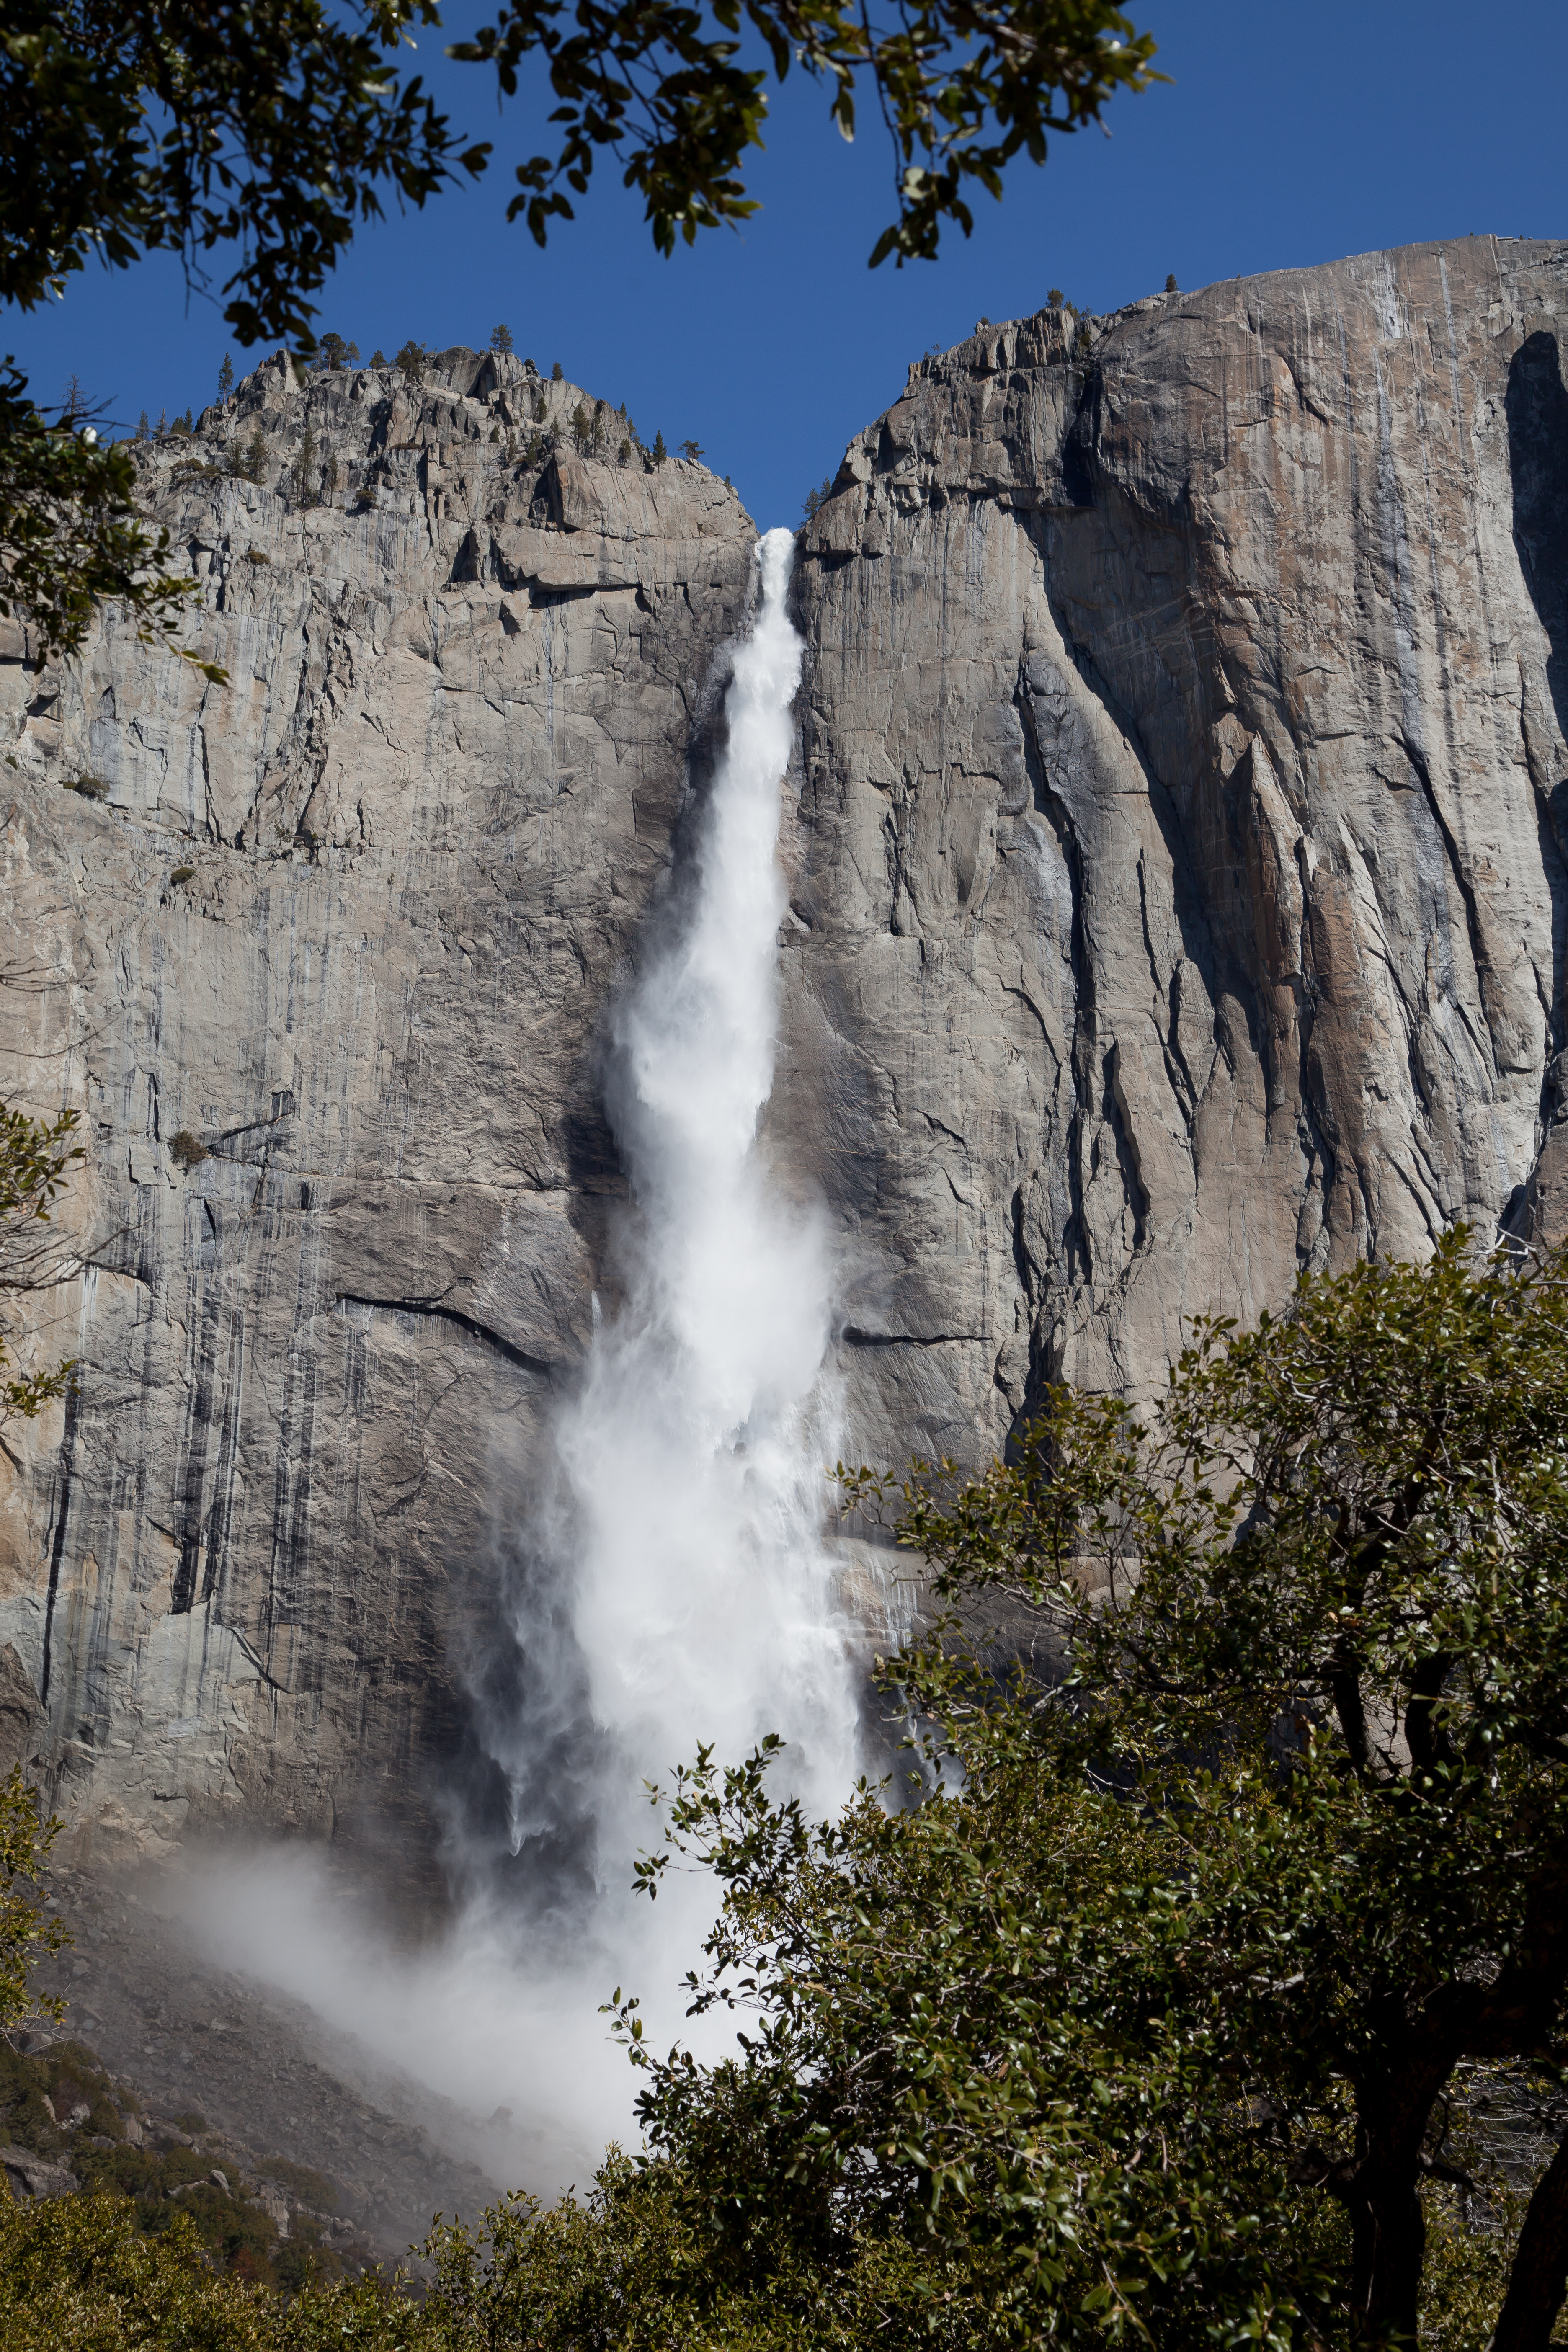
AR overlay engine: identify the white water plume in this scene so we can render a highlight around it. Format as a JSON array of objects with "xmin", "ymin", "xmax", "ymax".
[
  {"xmin": 552, "ymin": 523, "xmax": 858, "ymax": 1859},
  {"xmin": 171, "ymin": 526, "xmax": 858, "ymax": 2196}
]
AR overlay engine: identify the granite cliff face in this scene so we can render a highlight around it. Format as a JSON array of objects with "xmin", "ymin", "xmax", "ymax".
[
  {"xmin": 0, "ymin": 345, "xmax": 757, "ymax": 1860},
  {"xmin": 783, "ymin": 233, "xmax": 1568, "ymax": 1462},
  {"xmin": 1, "ymin": 235, "xmax": 1565, "ymax": 1858}
]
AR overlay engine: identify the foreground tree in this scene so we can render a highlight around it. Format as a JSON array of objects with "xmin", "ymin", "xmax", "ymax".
[
  {"xmin": 0, "ymin": 0, "xmax": 1158, "ymax": 660},
  {"xmin": 607, "ymin": 1231, "xmax": 1568, "ymax": 2350},
  {"xmin": 0, "ymin": 1099, "xmax": 83, "ymax": 1424},
  {"xmin": 3, "ymin": 0, "xmax": 1158, "ymax": 335},
  {"xmin": 2, "ymin": 1240, "xmax": 1562, "ymax": 2352},
  {"xmin": 0, "ymin": 364, "xmax": 201, "ymax": 660},
  {"xmin": 447, "ymin": 0, "xmax": 1160, "ymax": 267},
  {"xmin": 890, "ymin": 1228, "xmax": 1568, "ymax": 2347},
  {"xmin": 0, "ymin": 1770, "xmax": 67, "ymax": 2030}
]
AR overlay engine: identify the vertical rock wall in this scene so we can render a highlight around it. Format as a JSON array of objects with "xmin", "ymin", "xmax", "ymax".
[
  {"xmin": 0, "ymin": 348, "xmax": 756, "ymax": 1861},
  {"xmin": 3, "ymin": 236, "xmax": 1566, "ymax": 1854},
  {"xmin": 781, "ymin": 235, "xmax": 1568, "ymax": 1463}
]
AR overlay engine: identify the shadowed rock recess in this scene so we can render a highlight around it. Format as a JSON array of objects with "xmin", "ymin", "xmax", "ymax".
[{"xmin": 0, "ymin": 236, "xmax": 1565, "ymax": 1862}]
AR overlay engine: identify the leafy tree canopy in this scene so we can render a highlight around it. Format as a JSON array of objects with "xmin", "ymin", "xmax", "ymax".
[
  {"xmin": 0, "ymin": 1098, "xmax": 82, "ymax": 1422},
  {"xmin": 3, "ymin": 0, "xmax": 1158, "ymax": 354},
  {"xmin": 603, "ymin": 1231, "xmax": 1568, "ymax": 2352},
  {"xmin": 447, "ymin": 0, "xmax": 1160, "ymax": 268},
  {"xmin": 0, "ymin": 0, "xmax": 481, "ymax": 351},
  {"xmin": 0, "ymin": 362, "xmax": 208, "ymax": 661},
  {"xmin": 0, "ymin": 0, "xmax": 1160, "ymax": 665}
]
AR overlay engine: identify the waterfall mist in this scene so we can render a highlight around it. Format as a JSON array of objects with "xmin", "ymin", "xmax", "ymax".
[
  {"xmin": 466, "ymin": 516, "xmax": 858, "ymax": 1964},
  {"xmin": 552, "ymin": 519, "xmax": 856, "ymax": 1856},
  {"xmin": 175, "ymin": 526, "xmax": 859, "ymax": 2191}
]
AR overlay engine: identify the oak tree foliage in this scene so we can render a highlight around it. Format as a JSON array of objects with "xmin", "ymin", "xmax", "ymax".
[
  {"xmin": 605, "ymin": 1232, "xmax": 1568, "ymax": 2351},
  {"xmin": 447, "ymin": 0, "xmax": 1160, "ymax": 267},
  {"xmin": 0, "ymin": 1099, "xmax": 83, "ymax": 1424},
  {"xmin": 0, "ymin": 0, "xmax": 1158, "ymax": 658},
  {"xmin": 0, "ymin": 363, "xmax": 203, "ymax": 661}
]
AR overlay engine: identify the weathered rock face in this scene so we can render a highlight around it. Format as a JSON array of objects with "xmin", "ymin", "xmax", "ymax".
[
  {"xmin": 0, "ymin": 346, "xmax": 757, "ymax": 1861},
  {"xmin": 782, "ymin": 234, "xmax": 1568, "ymax": 1464},
  {"xmin": 1, "ymin": 235, "xmax": 1566, "ymax": 1857}
]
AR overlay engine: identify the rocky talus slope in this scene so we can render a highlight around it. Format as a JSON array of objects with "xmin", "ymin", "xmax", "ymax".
[
  {"xmin": 15, "ymin": 1863, "xmax": 504, "ymax": 2259},
  {"xmin": 0, "ymin": 236, "xmax": 1564, "ymax": 1861}
]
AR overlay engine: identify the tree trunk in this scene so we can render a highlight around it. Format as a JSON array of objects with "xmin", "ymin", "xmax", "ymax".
[
  {"xmin": 1351, "ymin": 2170, "xmax": 1426, "ymax": 2348},
  {"xmin": 1491, "ymin": 2132, "xmax": 1568, "ymax": 2352}
]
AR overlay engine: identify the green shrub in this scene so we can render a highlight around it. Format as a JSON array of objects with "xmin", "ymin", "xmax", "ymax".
[
  {"xmin": 168, "ymin": 1131, "xmax": 208, "ymax": 1171},
  {"xmin": 0, "ymin": 2140, "xmax": 1527, "ymax": 2352},
  {"xmin": 0, "ymin": 2197, "xmax": 265, "ymax": 2352},
  {"xmin": 233, "ymin": 430, "xmax": 268, "ymax": 485},
  {"xmin": 62, "ymin": 774, "xmax": 109, "ymax": 801},
  {"xmin": 254, "ymin": 2157, "xmax": 337, "ymax": 2213},
  {"xmin": 169, "ymin": 865, "xmax": 196, "ymax": 886}
]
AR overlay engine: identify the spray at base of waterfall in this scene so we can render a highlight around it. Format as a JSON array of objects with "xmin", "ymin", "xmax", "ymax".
[
  {"xmin": 467, "ymin": 523, "xmax": 858, "ymax": 1921},
  {"xmin": 173, "ymin": 529, "xmax": 860, "ymax": 2192}
]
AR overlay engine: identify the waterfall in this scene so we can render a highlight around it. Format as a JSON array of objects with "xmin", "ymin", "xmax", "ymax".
[
  {"xmin": 544, "ymin": 524, "xmax": 857, "ymax": 1873},
  {"xmin": 174, "ymin": 528, "xmax": 856, "ymax": 2189}
]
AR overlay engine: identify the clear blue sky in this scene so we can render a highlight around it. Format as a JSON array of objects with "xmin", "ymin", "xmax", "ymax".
[{"xmin": 7, "ymin": 0, "xmax": 1566, "ymax": 530}]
